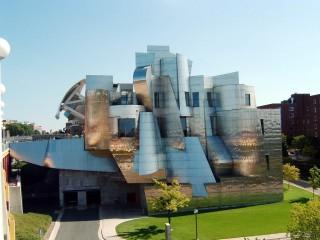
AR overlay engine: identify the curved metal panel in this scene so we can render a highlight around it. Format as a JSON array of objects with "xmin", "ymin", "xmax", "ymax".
[
  {"xmin": 153, "ymin": 76, "xmax": 185, "ymax": 150},
  {"xmin": 85, "ymin": 89, "xmax": 111, "ymax": 150},
  {"xmin": 133, "ymin": 66, "xmax": 153, "ymax": 111},
  {"xmin": 55, "ymin": 79, "xmax": 85, "ymax": 119},
  {"xmin": 166, "ymin": 137, "xmax": 216, "ymax": 197},
  {"xmin": 134, "ymin": 112, "xmax": 165, "ymax": 175},
  {"xmin": 9, "ymin": 138, "xmax": 118, "ymax": 172}
]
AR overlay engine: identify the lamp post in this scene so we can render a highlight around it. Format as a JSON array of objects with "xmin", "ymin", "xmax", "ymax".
[
  {"xmin": 0, "ymin": 37, "xmax": 11, "ymax": 240},
  {"xmin": 194, "ymin": 208, "xmax": 199, "ymax": 240}
]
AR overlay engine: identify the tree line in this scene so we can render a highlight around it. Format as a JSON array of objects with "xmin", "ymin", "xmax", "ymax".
[{"xmin": 5, "ymin": 122, "xmax": 41, "ymax": 136}]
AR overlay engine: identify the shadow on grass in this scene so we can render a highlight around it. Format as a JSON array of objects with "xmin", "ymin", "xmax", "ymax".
[
  {"xmin": 119, "ymin": 225, "xmax": 164, "ymax": 240},
  {"xmin": 289, "ymin": 197, "xmax": 310, "ymax": 204}
]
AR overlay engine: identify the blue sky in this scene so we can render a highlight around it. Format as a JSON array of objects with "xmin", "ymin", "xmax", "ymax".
[{"xmin": 1, "ymin": 0, "xmax": 320, "ymax": 130}]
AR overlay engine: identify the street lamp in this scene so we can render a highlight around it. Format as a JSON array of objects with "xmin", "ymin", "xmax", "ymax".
[
  {"xmin": 0, "ymin": 37, "xmax": 11, "ymax": 240},
  {"xmin": 194, "ymin": 208, "xmax": 199, "ymax": 240}
]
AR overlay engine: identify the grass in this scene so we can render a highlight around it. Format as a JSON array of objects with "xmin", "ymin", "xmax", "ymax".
[
  {"xmin": 117, "ymin": 185, "xmax": 313, "ymax": 240},
  {"xmin": 14, "ymin": 212, "xmax": 52, "ymax": 240}
]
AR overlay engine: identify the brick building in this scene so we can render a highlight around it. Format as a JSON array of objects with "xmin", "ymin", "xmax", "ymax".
[{"xmin": 259, "ymin": 93, "xmax": 320, "ymax": 138}]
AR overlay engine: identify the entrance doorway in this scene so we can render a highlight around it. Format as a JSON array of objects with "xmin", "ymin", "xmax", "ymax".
[
  {"xmin": 86, "ymin": 189, "xmax": 101, "ymax": 206},
  {"xmin": 63, "ymin": 191, "xmax": 78, "ymax": 206}
]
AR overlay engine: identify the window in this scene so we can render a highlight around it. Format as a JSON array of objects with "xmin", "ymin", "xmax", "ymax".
[
  {"xmin": 121, "ymin": 93, "xmax": 128, "ymax": 105},
  {"xmin": 185, "ymin": 92, "xmax": 191, "ymax": 107},
  {"xmin": 154, "ymin": 92, "xmax": 160, "ymax": 108},
  {"xmin": 260, "ymin": 119, "xmax": 265, "ymax": 135},
  {"xmin": 157, "ymin": 117, "xmax": 167, "ymax": 137},
  {"xmin": 215, "ymin": 92, "xmax": 221, "ymax": 108},
  {"xmin": 265, "ymin": 155, "xmax": 270, "ymax": 171},
  {"xmin": 180, "ymin": 117, "xmax": 188, "ymax": 136},
  {"xmin": 207, "ymin": 92, "xmax": 213, "ymax": 107},
  {"xmin": 245, "ymin": 93, "xmax": 251, "ymax": 106},
  {"xmin": 210, "ymin": 116, "xmax": 217, "ymax": 135},
  {"xmin": 192, "ymin": 92, "xmax": 199, "ymax": 107},
  {"xmin": 118, "ymin": 118, "xmax": 135, "ymax": 137}
]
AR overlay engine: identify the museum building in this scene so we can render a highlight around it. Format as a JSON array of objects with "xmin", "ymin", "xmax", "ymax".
[{"xmin": 9, "ymin": 46, "xmax": 283, "ymax": 211}]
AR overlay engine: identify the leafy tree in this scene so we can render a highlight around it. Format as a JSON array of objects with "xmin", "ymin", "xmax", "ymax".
[
  {"xmin": 150, "ymin": 179, "xmax": 190, "ymax": 225},
  {"xmin": 33, "ymin": 129, "xmax": 41, "ymax": 135},
  {"xmin": 6, "ymin": 123, "xmax": 38, "ymax": 136},
  {"xmin": 282, "ymin": 134, "xmax": 289, "ymax": 157},
  {"xmin": 302, "ymin": 145, "xmax": 317, "ymax": 158},
  {"xmin": 288, "ymin": 200, "xmax": 320, "ymax": 240},
  {"xmin": 291, "ymin": 135, "xmax": 318, "ymax": 158},
  {"xmin": 292, "ymin": 135, "xmax": 309, "ymax": 150},
  {"xmin": 283, "ymin": 163, "xmax": 300, "ymax": 189},
  {"xmin": 309, "ymin": 166, "xmax": 320, "ymax": 199}
]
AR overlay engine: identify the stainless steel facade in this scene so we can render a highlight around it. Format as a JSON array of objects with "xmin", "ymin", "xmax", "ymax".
[{"xmin": 10, "ymin": 45, "xmax": 282, "ymax": 210}]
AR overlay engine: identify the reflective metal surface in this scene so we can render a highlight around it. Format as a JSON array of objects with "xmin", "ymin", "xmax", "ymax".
[
  {"xmin": 10, "ymin": 45, "xmax": 283, "ymax": 212},
  {"xmin": 152, "ymin": 76, "xmax": 185, "ymax": 149},
  {"xmin": 133, "ymin": 66, "xmax": 153, "ymax": 111},
  {"xmin": 85, "ymin": 89, "xmax": 111, "ymax": 150}
]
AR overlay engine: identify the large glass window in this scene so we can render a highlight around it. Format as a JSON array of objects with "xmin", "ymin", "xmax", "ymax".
[
  {"xmin": 157, "ymin": 117, "xmax": 167, "ymax": 137},
  {"xmin": 215, "ymin": 92, "xmax": 221, "ymax": 108},
  {"xmin": 154, "ymin": 92, "xmax": 160, "ymax": 108},
  {"xmin": 118, "ymin": 118, "xmax": 135, "ymax": 137},
  {"xmin": 192, "ymin": 92, "xmax": 199, "ymax": 107},
  {"xmin": 260, "ymin": 119, "xmax": 265, "ymax": 135},
  {"xmin": 210, "ymin": 116, "xmax": 217, "ymax": 135},
  {"xmin": 180, "ymin": 117, "xmax": 188, "ymax": 136},
  {"xmin": 245, "ymin": 93, "xmax": 251, "ymax": 106},
  {"xmin": 185, "ymin": 92, "xmax": 191, "ymax": 107},
  {"xmin": 207, "ymin": 92, "xmax": 213, "ymax": 107},
  {"xmin": 121, "ymin": 93, "xmax": 128, "ymax": 105}
]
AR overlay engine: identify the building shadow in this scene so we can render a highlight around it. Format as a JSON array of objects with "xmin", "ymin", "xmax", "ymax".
[
  {"xmin": 118, "ymin": 225, "xmax": 164, "ymax": 240},
  {"xmin": 60, "ymin": 207, "xmax": 100, "ymax": 222}
]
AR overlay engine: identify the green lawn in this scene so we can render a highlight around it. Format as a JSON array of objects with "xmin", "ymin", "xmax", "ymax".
[
  {"xmin": 117, "ymin": 186, "xmax": 313, "ymax": 240},
  {"xmin": 14, "ymin": 212, "xmax": 52, "ymax": 240}
]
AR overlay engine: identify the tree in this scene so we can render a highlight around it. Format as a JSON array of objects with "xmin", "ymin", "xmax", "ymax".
[
  {"xmin": 150, "ymin": 179, "xmax": 190, "ymax": 225},
  {"xmin": 292, "ymin": 135, "xmax": 309, "ymax": 150},
  {"xmin": 283, "ymin": 163, "xmax": 300, "ymax": 189},
  {"xmin": 302, "ymin": 145, "xmax": 317, "ymax": 158},
  {"xmin": 6, "ymin": 122, "xmax": 39, "ymax": 136},
  {"xmin": 309, "ymin": 166, "xmax": 320, "ymax": 199},
  {"xmin": 288, "ymin": 200, "xmax": 320, "ymax": 240},
  {"xmin": 282, "ymin": 134, "xmax": 289, "ymax": 157}
]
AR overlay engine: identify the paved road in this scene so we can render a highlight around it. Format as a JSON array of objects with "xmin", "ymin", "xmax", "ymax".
[
  {"xmin": 56, "ymin": 207, "xmax": 100, "ymax": 240},
  {"xmin": 100, "ymin": 206, "xmax": 142, "ymax": 240}
]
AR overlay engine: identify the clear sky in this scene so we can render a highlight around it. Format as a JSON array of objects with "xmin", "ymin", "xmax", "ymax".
[{"xmin": 1, "ymin": 0, "xmax": 320, "ymax": 131}]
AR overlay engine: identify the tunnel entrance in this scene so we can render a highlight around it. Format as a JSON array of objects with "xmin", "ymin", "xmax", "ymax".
[
  {"xmin": 63, "ymin": 191, "xmax": 78, "ymax": 207},
  {"xmin": 86, "ymin": 189, "xmax": 101, "ymax": 206}
]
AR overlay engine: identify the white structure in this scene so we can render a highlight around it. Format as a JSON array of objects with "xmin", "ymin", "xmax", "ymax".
[{"xmin": 0, "ymin": 37, "xmax": 10, "ymax": 240}]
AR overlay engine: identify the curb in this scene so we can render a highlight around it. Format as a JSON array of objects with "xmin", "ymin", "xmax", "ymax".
[{"xmin": 46, "ymin": 209, "xmax": 64, "ymax": 240}]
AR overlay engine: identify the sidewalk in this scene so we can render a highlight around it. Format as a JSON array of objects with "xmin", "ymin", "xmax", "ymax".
[
  {"xmin": 99, "ymin": 206, "xmax": 143, "ymax": 240},
  {"xmin": 285, "ymin": 179, "xmax": 320, "ymax": 196},
  {"xmin": 221, "ymin": 233, "xmax": 290, "ymax": 240}
]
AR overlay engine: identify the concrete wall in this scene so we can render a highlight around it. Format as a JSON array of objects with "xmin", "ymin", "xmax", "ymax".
[
  {"xmin": 9, "ymin": 186, "xmax": 23, "ymax": 214},
  {"xmin": 59, "ymin": 170, "xmax": 143, "ymax": 207}
]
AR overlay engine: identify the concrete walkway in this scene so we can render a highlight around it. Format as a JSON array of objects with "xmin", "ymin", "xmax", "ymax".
[
  {"xmin": 99, "ymin": 206, "xmax": 143, "ymax": 240},
  {"xmin": 285, "ymin": 179, "xmax": 320, "ymax": 196},
  {"xmin": 56, "ymin": 207, "xmax": 100, "ymax": 240},
  {"xmin": 221, "ymin": 233, "xmax": 290, "ymax": 240}
]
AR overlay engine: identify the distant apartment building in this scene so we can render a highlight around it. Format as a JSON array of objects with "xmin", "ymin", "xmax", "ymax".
[{"xmin": 258, "ymin": 93, "xmax": 320, "ymax": 138}]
